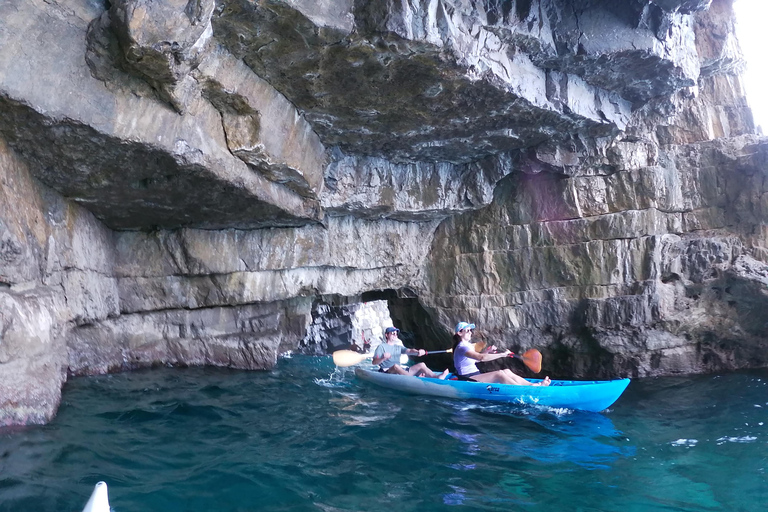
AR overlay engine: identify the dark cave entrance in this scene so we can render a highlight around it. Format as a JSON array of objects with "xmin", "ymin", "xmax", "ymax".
[
  {"xmin": 299, "ymin": 288, "xmax": 451, "ymax": 356},
  {"xmin": 361, "ymin": 288, "xmax": 452, "ymax": 352}
]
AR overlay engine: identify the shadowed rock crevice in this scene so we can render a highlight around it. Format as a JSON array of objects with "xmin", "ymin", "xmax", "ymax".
[
  {"xmin": 361, "ymin": 287, "xmax": 453, "ymax": 350},
  {"xmin": 0, "ymin": 98, "xmax": 320, "ymax": 230}
]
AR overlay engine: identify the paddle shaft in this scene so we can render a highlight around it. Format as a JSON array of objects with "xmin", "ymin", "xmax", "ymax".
[
  {"xmin": 333, "ymin": 347, "xmax": 446, "ymax": 367},
  {"xmin": 333, "ymin": 345, "xmax": 540, "ymax": 372},
  {"xmin": 423, "ymin": 348, "xmax": 452, "ymax": 355}
]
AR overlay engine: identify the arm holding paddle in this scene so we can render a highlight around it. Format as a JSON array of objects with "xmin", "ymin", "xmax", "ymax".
[
  {"xmin": 462, "ymin": 345, "xmax": 510, "ymax": 363},
  {"xmin": 370, "ymin": 351, "xmax": 389, "ymax": 366},
  {"xmin": 335, "ymin": 347, "xmax": 450, "ymax": 367}
]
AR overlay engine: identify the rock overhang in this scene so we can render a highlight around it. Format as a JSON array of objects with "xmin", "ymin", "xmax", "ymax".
[
  {"xmin": 212, "ymin": 0, "xmax": 648, "ymax": 164},
  {"xmin": 0, "ymin": 0, "xmax": 714, "ymax": 232},
  {"xmin": 211, "ymin": 0, "xmax": 709, "ymax": 161},
  {"xmin": 0, "ymin": 0, "xmax": 326, "ymax": 231},
  {"xmin": 0, "ymin": 96, "xmax": 323, "ymax": 231}
]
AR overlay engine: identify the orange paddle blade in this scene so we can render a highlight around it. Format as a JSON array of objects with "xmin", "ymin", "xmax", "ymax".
[{"xmin": 518, "ymin": 348, "xmax": 542, "ymax": 373}]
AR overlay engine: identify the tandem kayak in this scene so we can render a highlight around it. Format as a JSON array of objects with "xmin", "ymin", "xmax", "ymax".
[{"xmin": 354, "ymin": 368, "xmax": 630, "ymax": 412}]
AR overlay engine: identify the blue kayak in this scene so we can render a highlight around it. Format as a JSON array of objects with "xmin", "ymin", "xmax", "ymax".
[{"xmin": 354, "ymin": 368, "xmax": 629, "ymax": 412}]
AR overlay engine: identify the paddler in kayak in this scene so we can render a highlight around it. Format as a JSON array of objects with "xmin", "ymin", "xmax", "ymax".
[
  {"xmin": 452, "ymin": 322, "xmax": 551, "ymax": 386},
  {"xmin": 372, "ymin": 327, "xmax": 449, "ymax": 379}
]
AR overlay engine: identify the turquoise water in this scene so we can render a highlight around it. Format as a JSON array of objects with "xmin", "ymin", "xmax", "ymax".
[{"xmin": 1, "ymin": 356, "xmax": 766, "ymax": 511}]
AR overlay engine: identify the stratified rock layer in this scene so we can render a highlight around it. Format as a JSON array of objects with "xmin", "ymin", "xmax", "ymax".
[
  {"xmin": 0, "ymin": 0, "xmax": 766, "ymax": 425},
  {"xmin": 424, "ymin": 134, "xmax": 768, "ymax": 378}
]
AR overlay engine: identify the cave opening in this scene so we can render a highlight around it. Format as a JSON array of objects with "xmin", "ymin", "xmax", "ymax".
[{"xmin": 299, "ymin": 288, "xmax": 451, "ymax": 357}]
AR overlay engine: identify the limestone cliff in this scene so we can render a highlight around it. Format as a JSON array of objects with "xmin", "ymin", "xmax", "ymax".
[{"xmin": 1, "ymin": 0, "xmax": 766, "ymax": 425}]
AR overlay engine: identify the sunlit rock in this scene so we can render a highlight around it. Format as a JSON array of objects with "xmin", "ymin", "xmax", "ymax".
[
  {"xmin": 195, "ymin": 45, "xmax": 327, "ymax": 198},
  {"xmin": 109, "ymin": 0, "xmax": 216, "ymax": 112}
]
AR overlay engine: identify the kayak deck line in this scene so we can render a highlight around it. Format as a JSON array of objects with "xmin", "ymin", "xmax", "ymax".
[{"xmin": 354, "ymin": 368, "xmax": 630, "ymax": 412}]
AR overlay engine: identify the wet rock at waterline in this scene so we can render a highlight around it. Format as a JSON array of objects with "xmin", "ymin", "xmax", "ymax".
[{"xmin": 1, "ymin": 0, "xmax": 767, "ymax": 425}]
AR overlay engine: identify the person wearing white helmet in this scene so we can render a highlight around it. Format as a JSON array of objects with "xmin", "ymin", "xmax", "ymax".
[
  {"xmin": 452, "ymin": 322, "xmax": 550, "ymax": 386},
  {"xmin": 372, "ymin": 326, "xmax": 449, "ymax": 379}
]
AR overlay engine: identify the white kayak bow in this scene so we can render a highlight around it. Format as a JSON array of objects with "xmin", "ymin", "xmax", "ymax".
[{"xmin": 82, "ymin": 481, "xmax": 110, "ymax": 512}]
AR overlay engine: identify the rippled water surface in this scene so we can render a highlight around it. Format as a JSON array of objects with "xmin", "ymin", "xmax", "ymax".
[{"xmin": 1, "ymin": 356, "xmax": 766, "ymax": 511}]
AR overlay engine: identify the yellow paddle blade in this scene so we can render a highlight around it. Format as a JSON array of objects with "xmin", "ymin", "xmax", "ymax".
[
  {"xmin": 332, "ymin": 349, "xmax": 374, "ymax": 367},
  {"xmin": 473, "ymin": 341, "xmax": 487, "ymax": 352},
  {"xmin": 518, "ymin": 349, "xmax": 542, "ymax": 374}
]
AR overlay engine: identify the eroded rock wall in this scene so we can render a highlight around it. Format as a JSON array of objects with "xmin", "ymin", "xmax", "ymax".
[
  {"xmin": 423, "ymin": 133, "xmax": 768, "ymax": 378},
  {"xmin": 421, "ymin": 1, "xmax": 767, "ymax": 379},
  {"xmin": 0, "ymin": 129, "xmax": 439, "ymax": 424},
  {"xmin": 0, "ymin": 137, "xmax": 114, "ymax": 425},
  {"xmin": 1, "ymin": 0, "xmax": 767, "ymax": 424}
]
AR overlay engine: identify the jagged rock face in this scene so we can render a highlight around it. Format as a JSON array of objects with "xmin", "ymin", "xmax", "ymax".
[
  {"xmin": 1, "ymin": 0, "xmax": 767, "ymax": 425},
  {"xmin": 0, "ymin": 137, "xmax": 110, "ymax": 425},
  {"xmin": 109, "ymin": 0, "xmax": 216, "ymax": 112},
  {"xmin": 322, "ymin": 152, "xmax": 515, "ymax": 220},
  {"xmin": 423, "ymin": 134, "xmax": 768, "ymax": 378},
  {"xmin": 213, "ymin": 0, "xmax": 639, "ymax": 163}
]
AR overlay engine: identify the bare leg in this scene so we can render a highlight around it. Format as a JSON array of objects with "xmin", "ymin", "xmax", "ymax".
[
  {"xmin": 501, "ymin": 369, "xmax": 550, "ymax": 386},
  {"xmin": 385, "ymin": 365, "xmax": 409, "ymax": 376},
  {"xmin": 387, "ymin": 364, "xmax": 436, "ymax": 377},
  {"xmin": 407, "ymin": 363, "xmax": 436, "ymax": 378},
  {"xmin": 470, "ymin": 371, "xmax": 513, "ymax": 384},
  {"xmin": 405, "ymin": 363, "xmax": 449, "ymax": 379},
  {"xmin": 472, "ymin": 370, "xmax": 550, "ymax": 386}
]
